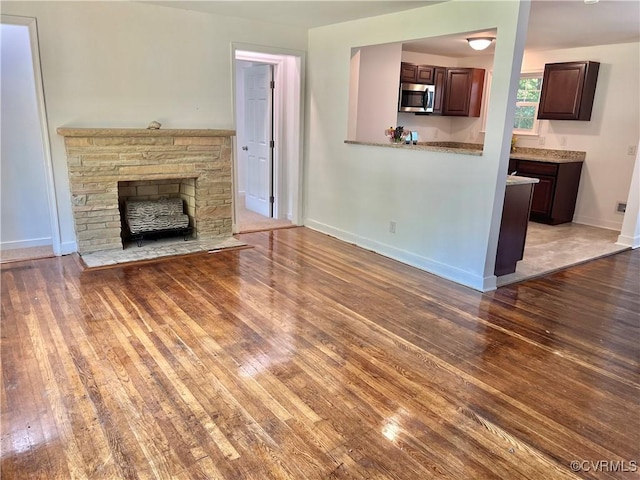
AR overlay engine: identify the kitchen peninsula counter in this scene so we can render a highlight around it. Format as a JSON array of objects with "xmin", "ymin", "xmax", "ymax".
[
  {"xmin": 344, "ymin": 140, "xmax": 482, "ymax": 156},
  {"xmin": 345, "ymin": 141, "xmax": 586, "ymax": 164}
]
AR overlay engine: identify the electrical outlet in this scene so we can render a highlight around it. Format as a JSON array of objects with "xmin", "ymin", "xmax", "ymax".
[
  {"xmin": 628, "ymin": 145, "xmax": 637, "ymax": 156},
  {"xmin": 616, "ymin": 202, "xmax": 627, "ymax": 214},
  {"xmin": 539, "ymin": 136, "xmax": 546, "ymax": 146},
  {"xmin": 389, "ymin": 221, "xmax": 396, "ymax": 234}
]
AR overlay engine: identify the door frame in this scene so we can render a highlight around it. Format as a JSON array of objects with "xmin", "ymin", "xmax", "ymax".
[
  {"xmin": 232, "ymin": 43, "xmax": 305, "ymax": 233},
  {"xmin": 1, "ymin": 15, "xmax": 62, "ymax": 255}
]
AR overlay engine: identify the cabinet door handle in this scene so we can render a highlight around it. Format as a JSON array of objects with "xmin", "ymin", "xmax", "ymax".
[{"xmin": 241, "ymin": 146, "xmax": 248, "ymax": 151}]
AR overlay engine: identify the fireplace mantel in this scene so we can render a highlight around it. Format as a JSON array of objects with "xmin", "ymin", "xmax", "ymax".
[
  {"xmin": 57, "ymin": 128, "xmax": 235, "ymax": 138},
  {"xmin": 58, "ymin": 127, "xmax": 235, "ymax": 254}
]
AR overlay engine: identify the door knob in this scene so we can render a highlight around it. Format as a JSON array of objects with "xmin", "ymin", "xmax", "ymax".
[{"xmin": 241, "ymin": 145, "xmax": 248, "ymax": 151}]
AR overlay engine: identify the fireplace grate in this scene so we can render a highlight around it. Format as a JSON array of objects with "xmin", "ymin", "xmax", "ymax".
[{"xmin": 129, "ymin": 227, "xmax": 193, "ymax": 247}]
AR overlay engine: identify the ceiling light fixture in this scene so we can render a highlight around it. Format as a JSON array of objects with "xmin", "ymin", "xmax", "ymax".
[
  {"xmin": 584, "ymin": 0, "xmax": 599, "ymax": 4},
  {"xmin": 467, "ymin": 37, "xmax": 495, "ymax": 51}
]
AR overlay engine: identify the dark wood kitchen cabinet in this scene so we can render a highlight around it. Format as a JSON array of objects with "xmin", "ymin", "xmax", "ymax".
[
  {"xmin": 510, "ymin": 158, "xmax": 583, "ymax": 225},
  {"xmin": 495, "ymin": 181, "xmax": 536, "ymax": 276},
  {"xmin": 400, "ymin": 62, "xmax": 435, "ymax": 84},
  {"xmin": 443, "ymin": 68, "xmax": 485, "ymax": 117},
  {"xmin": 537, "ymin": 61, "xmax": 600, "ymax": 121},
  {"xmin": 432, "ymin": 67, "xmax": 446, "ymax": 115},
  {"xmin": 399, "ymin": 64, "xmax": 485, "ymax": 116}
]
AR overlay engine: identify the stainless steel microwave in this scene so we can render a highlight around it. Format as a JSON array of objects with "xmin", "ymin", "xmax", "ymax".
[{"xmin": 398, "ymin": 83, "xmax": 435, "ymax": 113}]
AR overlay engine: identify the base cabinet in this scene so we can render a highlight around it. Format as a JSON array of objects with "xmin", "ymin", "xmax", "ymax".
[
  {"xmin": 510, "ymin": 159, "xmax": 583, "ymax": 225},
  {"xmin": 529, "ymin": 175, "xmax": 555, "ymax": 217},
  {"xmin": 495, "ymin": 182, "xmax": 535, "ymax": 276}
]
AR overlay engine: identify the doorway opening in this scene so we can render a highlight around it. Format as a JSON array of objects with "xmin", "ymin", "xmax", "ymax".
[
  {"xmin": 1, "ymin": 16, "xmax": 61, "ymax": 262},
  {"xmin": 233, "ymin": 46, "xmax": 304, "ymax": 233}
]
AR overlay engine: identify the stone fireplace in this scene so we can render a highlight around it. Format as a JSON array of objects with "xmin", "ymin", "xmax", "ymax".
[{"xmin": 57, "ymin": 128, "xmax": 234, "ymax": 254}]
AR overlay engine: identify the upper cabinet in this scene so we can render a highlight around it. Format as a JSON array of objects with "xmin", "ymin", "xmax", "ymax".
[
  {"xmin": 537, "ymin": 61, "xmax": 600, "ymax": 121},
  {"xmin": 399, "ymin": 63, "xmax": 485, "ymax": 117},
  {"xmin": 432, "ymin": 67, "xmax": 447, "ymax": 115},
  {"xmin": 443, "ymin": 68, "xmax": 485, "ymax": 117},
  {"xmin": 400, "ymin": 62, "xmax": 435, "ymax": 84}
]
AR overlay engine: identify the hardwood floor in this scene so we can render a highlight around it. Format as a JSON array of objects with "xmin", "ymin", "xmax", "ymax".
[{"xmin": 1, "ymin": 227, "xmax": 638, "ymax": 479}]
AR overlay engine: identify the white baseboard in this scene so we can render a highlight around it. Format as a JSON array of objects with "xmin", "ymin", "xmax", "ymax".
[
  {"xmin": 616, "ymin": 234, "xmax": 640, "ymax": 249},
  {"xmin": 573, "ymin": 215, "xmax": 623, "ymax": 231},
  {"xmin": 60, "ymin": 240, "xmax": 77, "ymax": 255},
  {"xmin": 1, "ymin": 237, "xmax": 52, "ymax": 250},
  {"xmin": 304, "ymin": 219, "xmax": 492, "ymax": 292}
]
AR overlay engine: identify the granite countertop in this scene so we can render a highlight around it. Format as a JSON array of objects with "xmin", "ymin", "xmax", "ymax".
[
  {"xmin": 344, "ymin": 140, "xmax": 586, "ymax": 163},
  {"xmin": 344, "ymin": 140, "xmax": 482, "ymax": 156},
  {"xmin": 509, "ymin": 146, "xmax": 585, "ymax": 163},
  {"xmin": 506, "ymin": 175, "xmax": 540, "ymax": 186}
]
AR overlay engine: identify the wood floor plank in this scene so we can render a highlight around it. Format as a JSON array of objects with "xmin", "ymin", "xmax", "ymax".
[
  {"xmin": 248, "ymin": 232, "xmax": 636, "ymax": 454},
  {"xmin": 30, "ymin": 272, "xmax": 133, "ymax": 479},
  {"xmin": 1, "ymin": 227, "xmax": 638, "ymax": 479}
]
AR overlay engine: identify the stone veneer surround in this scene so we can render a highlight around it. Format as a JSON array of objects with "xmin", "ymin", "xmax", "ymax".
[{"xmin": 57, "ymin": 128, "xmax": 234, "ymax": 254}]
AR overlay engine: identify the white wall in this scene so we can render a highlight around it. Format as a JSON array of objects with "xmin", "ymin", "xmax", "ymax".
[
  {"xmin": 617, "ymin": 141, "xmax": 640, "ymax": 248},
  {"xmin": 0, "ymin": 23, "xmax": 53, "ymax": 250},
  {"xmin": 520, "ymin": 43, "xmax": 640, "ymax": 230},
  {"xmin": 1, "ymin": 1, "xmax": 308, "ymax": 252},
  {"xmin": 282, "ymin": 55, "xmax": 303, "ymax": 221},
  {"xmin": 352, "ymin": 43, "xmax": 402, "ymax": 142},
  {"xmin": 306, "ymin": 0, "xmax": 530, "ymax": 291},
  {"xmin": 347, "ymin": 49, "xmax": 361, "ymax": 140}
]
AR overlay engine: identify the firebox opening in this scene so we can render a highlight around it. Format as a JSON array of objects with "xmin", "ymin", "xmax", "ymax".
[{"xmin": 117, "ymin": 178, "xmax": 197, "ymax": 246}]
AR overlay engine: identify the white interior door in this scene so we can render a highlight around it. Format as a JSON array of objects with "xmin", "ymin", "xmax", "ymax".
[
  {"xmin": 244, "ymin": 64, "xmax": 273, "ymax": 217},
  {"xmin": 1, "ymin": 22, "xmax": 54, "ymax": 252}
]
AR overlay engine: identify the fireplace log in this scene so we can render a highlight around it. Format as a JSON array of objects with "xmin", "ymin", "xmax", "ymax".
[{"xmin": 125, "ymin": 198, "xmax": 189, "ymax": 235}]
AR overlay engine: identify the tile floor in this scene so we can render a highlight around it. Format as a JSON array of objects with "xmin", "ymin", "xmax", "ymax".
[{"xmin": 496, "ymin": 222, "xmax": 628, "ymax": 287}]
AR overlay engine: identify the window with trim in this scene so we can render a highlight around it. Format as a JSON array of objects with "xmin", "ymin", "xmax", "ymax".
[{"xmin": 513, "ymin": 73, "xmax": 543, "ymax": 134}]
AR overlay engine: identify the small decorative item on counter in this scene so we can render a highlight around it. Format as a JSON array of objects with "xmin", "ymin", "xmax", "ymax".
[
  {"xmin": 147, "ymin": 121, "xmax": 161, "ymax": 130},
  {"xmin": 385, "ymin": 126, "xmax": 409, "ymax": 144},
  {"xmin": 511, "ymin": 134, "xmax": 517, "ymax": 152}
]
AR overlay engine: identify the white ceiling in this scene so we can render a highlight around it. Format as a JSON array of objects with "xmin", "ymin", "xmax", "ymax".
[
  {"xmin": 142, "ymin": 1, "xmax": 438, "ymax": 29},
  {"xmin": 142, "ymin": 0, "xmax": 639, "ymax": 56},
  {"xmin": 404, "ymin": 0, "xmax": 640, "ymax": 57}
]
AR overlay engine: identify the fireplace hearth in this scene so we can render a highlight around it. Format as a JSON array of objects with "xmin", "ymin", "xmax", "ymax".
[{"xmin": 57, "ymin": 128, "xmax": 235, "ymax": 254}]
